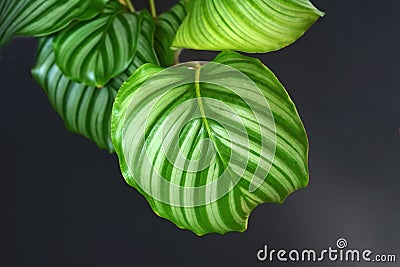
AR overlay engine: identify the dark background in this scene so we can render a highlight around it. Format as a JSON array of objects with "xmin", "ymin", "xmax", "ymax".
[{"xmin": 0, "ymin": 0, "xmax": 399, "ymax": 266}]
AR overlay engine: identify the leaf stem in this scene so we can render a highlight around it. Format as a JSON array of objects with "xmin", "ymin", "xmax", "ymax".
[
  {"xmin": 194, "ymin": 64, "xmax": 228, "ymax": 169},
  {"xmin": 195, "ymin": 64, "xmax": 213, "ymax": 139},
  {"xmin": 149, "ymin": 0, "xmax": 157, "ymax": 18},
  {"xmin": 174, "ymin": 49, "xmax": 182, "ymax": 65},
  {"xmin": 119, "ymin": 0, "xmax": 135, "ymax": 12}
]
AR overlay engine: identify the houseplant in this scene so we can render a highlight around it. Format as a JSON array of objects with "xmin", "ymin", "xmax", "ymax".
[{"xmin": 0, "ymin": 0, "xmax": 324, "ymax": 235}]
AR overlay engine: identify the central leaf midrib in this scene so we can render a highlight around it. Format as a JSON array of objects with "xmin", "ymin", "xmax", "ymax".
[{"xmin": 194, "ymin": 64, "xmax": 229, "ymax": 170}]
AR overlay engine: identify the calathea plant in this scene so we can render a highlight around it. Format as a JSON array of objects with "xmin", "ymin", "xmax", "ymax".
[{"xmin": 0, "ymin": 0, "xmax": 324, "ymax": 235}]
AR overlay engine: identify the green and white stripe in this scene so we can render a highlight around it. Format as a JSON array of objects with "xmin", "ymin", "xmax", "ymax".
[
  {"xmin": 109, "ymin": 10, "xmax": 160, "ymax": 88},
  {"xmin": 173, "ymin": 0, "xmax": 324, "ymax": 52},
  {"xmin": 0, "ymin": 0, "xmax": 108, "ymax": 46},
  {"xmin": 31, "ymin": 12, "xmax": 159, "ymax": 152},
  {"xmin": 154, "ymin": 0, "xmax": 187, "ymax": 67},
  {"xmin": 53, "ymin": 1, "xmax": 141, "ymax": 87},
  {"xmin": 32, "ymin": 37, "xmax": 117, "ymax": 151},
  {"xmin": 111, "ymin": 52, "xmax": 309, "ymax": 235}
]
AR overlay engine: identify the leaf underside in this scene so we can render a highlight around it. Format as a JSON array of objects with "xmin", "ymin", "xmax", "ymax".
[{"xmin": 173, "ymin": 0, "xmax": 324, "ymax": 53}]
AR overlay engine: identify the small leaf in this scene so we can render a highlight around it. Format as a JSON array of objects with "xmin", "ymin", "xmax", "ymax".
[
  {"xmin": 111, "ymin": 51, "xmax": 309, "ymax": 235},
  {"xmin": 154, "ymin": 1, "xmax": 187, "ymax": 67},
  {"xmin": 53, "ymin": 1, "xmax": 142, "ymax": 87},
  {"xmin": 31, "ymin": 13, "xmax": 159, "ymax": 152},
  {"xmin": 0, "ymin": 0, "xmax": 108, "ymax": 47},
  {"xmin": 172, "ymin": 0, "xmax": 324, "ymax": 53}
]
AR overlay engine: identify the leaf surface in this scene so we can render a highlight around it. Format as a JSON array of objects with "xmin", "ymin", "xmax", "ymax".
[
  {"xmin": 172, "ymin": 0, "xmax": 324, "ymax": 53},
  {"xmin": 111, "ymin": 51, "xmax": 309, "ymax": 235},
  {"xmin": 32, "ymin": 37, "xmax": 117, "ymax": 151},
  {"xmin": 0, "ymin": 0, "xmax": 108, "ymax": 46},
  {"xmin": 53, "ymin": 1, "xmax": 141, "ymax": 87},
  {"xmin": 154, "ymin": 1, "xmax": 187, "ymax": 66},
  {"xmin": 32, "ymin": 13, "xmax": 159, "ymax": 151}
]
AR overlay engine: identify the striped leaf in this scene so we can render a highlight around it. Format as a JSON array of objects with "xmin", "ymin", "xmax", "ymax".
[
  {"xmin": 111, "ymin": 51, "xmax": 309, "ymax": 235},
  {"xmin": 53, "ymin": 1, "xmax": 141, "ymax": 87},
  {"xmin": 0, "ymin": 0, "xmax": 108, "ymax": 47},
  {"xmin": 154, "ymin": 0, "xmax": 187, "ymax": 67},
  {"xmin": 31, "ymin": 13, "xmax": 159, "ymax": 152},
  {"xmin": 109, "ymin": 10, "xmax": 160, "ymax": 88},
  {"xmin": 32, "ymin": 37, "xmax": 117, "ymax": 152},
  {"xmin": 172, "ymin": 0, "xmax": 324, "ymax": 53}
]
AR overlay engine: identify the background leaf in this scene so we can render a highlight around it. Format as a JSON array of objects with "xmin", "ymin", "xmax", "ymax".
[
  {"xmin": 172, "ymin": 0, "xmax": 324, "ymax": 53},
  {"xmin": 32, "ymin": 13, "xmax": 160, "ymax": 152},
  {"xmin": 53, "ymin": 1, "xmax": 141, "ymax": 87},
  {"xmin": 111, "ymin": 51, "xmax": 309, "ymax": 235},
  {"xmin": 0, "ymin": 0, "xmax": 108, "ymax": 47},
  {"xmin": 154, "ymin": 1, "xmax": 187, "ymax": 67},
  {"xmin": 109, "ymin": 10, "xmax": 160, "ymax": 87},
  {"xmin": 32, "ymin": 37, "xmax": 117, "ymax": 152}
]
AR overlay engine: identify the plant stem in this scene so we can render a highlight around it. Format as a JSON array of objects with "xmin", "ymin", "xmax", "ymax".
[
  {"xmin": 174, "ymin": 49, "xmax": 182, "ymax": 65},
  {"xmin": 149, "ymin": 0, "xmax": 157, "ymax": 18},
  {"xmin": 119, "ymin": 0, "xmax": 135, "ymax": 12}
]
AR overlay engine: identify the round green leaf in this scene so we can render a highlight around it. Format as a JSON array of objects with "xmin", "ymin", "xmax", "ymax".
[
  {"xmin": 172, "ymin": 0, "xmax": 324, "ymax": 53},
  {"xmin": 53, "ymin": 1, "xmax": 142, "ymax": 87},
  {"xmin": 0, "ymin": 0, "xmax": 108, "ymax": 47},
  {"xmin": 111, "ymin": 51, "xmax": 309, "ymax": 235}
]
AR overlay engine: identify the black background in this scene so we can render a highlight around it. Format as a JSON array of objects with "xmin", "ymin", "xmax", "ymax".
[{"xmin": 0, "ymin": 1, "xmax": 399, "ymax": 266}]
